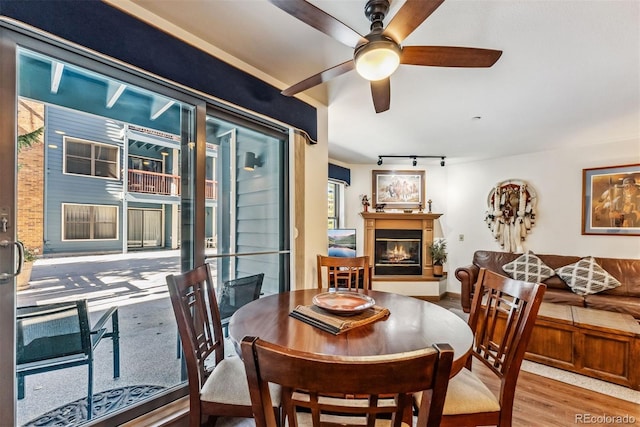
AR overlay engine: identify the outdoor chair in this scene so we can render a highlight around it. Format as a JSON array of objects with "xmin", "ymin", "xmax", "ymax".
[
  {"xmin": 218, "ymin": 272, "xmax": 264, "ymax": 336},
  {"xmin": 316, "ymin": 254, "xmax": 371, "ymax": 290},
  {"xmin": 414, "ymin": 268, "xmax": 546, "ymax": 427},
  {"xmin": 16, "ymin": 299, "xmax": 120, "ymax": 420},
  {"xmin": 166, "ymin": 264, "xmax": 280, "ymax": 427},
  {"xmin": 241, "ymin": 336, "xmax": 454, "ymax": 427}
]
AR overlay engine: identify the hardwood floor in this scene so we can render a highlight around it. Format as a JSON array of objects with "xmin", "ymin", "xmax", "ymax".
[{"xmin": 437, "ymin": 295, "xmax": 640, "ymax": 426}]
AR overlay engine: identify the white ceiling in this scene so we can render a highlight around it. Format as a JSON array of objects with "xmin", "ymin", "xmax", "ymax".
[{"xmin": 108, "ymin": 0, "xmax": 640, "ymax": 165}]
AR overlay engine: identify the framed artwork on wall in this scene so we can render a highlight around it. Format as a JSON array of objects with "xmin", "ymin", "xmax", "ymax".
[
  {"xmin": 372, "ymin": 170, "xmax": 425, "ymax": 210},
  {"xmin": 582, "ymin": 163, "xmax": 640, "ymax": 236}
]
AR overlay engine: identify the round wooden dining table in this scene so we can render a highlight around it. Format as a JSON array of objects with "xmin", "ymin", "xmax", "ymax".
[{"xmin": 228, "ymin": 288, "xmax": 473, "ymax": 376}]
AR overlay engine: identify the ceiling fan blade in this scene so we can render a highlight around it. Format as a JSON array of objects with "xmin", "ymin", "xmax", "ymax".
[
  {"xmin": 281, "ymin": 60, "xmax": 355, "ymax": 96},
  {"xmin": 370, "ymin": 78, "xmax": 390, "ymax": 113},
  {"xmin": 401, "ymin": 46, "xmax": 503, "ymax": 67},
  {"xmin": 384, "ymin": 0, "xmax": 445, "ymax": 43},
  {"xmin": 268, "ymin": 0, "xmax": 366, "ymax": 48}
]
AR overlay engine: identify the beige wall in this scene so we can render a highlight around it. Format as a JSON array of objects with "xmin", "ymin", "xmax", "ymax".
[
  {"xmin": 294, "ymin": 106, "xmax": 329, "ymax": 290},
  {"xmin": 333, "ymin": 137, "xmax": 640, "ymax": 294}
]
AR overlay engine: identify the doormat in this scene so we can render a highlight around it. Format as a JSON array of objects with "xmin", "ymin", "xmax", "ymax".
[{"xmin": 23, "ymin": 384, "xmax": 166, "ymax": 427}]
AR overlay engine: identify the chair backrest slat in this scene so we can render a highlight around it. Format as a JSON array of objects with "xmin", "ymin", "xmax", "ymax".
[
  {"xmin": 166, "ymin": 263, "xmax": 224, "ymax": 389},
  {"xmin": 469, "ymin": 268, "xmax": 546, "ymax": 387},
  {"xmin": 317, "ymin": 255, "xmax": 371, "ymax": 290},
  {"xmin": 242, "ymin": 336, "xmax": 453, "ymax": 427}
]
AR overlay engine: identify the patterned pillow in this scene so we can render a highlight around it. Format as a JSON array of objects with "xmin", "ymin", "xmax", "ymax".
[
  {"xmin": 502, "ymin": 251, "xmax": 555, "ymax": 283},
  {"xmin": 555, "ymin": 257, "xmax": 621, "ymax": 295}
]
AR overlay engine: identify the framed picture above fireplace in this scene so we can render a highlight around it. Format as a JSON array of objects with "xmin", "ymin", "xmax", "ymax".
[{"xmin": 372, "ymin": 170, "xmax": 425, "ymax": 210}]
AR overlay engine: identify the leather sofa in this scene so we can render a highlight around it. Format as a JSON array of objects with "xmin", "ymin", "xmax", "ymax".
[{"xmin": 455, "ymin": 250, "xmax": 640, "ymax": 320}]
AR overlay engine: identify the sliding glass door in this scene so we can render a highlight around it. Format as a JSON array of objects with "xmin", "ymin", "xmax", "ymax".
[
  {"xmin": 205, "ymin": 112, "xmax": 290, "ymax": 296},
  {"xmin": 0, "ymin": 21, "xmax": 292, "ymax": 426},
  {"xmin": 0, "ymin": 29, "xmax": 199, "ymax": 426}
]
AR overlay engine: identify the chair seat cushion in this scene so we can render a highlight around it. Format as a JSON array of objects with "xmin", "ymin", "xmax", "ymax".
[
  {"xmin": 201, "ymin": 356, "xmax": 280, "ymax": 406},
  {"xmin": 443, "ymin": 368, "xmax": 500, "ymax": 415}
]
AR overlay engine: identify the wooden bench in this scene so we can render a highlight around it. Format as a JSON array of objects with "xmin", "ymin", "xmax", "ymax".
[{"xmin": 526, "ymin": 303, "xmax": 640, "ymax": 390}]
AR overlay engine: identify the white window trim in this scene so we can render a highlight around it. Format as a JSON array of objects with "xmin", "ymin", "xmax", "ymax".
[
  {"xmin": 328, "ymin": 179, "xmax": 346, "ymax": 229},
  {"xmin": 63, "ymin": 135, "xmax": 121, "ymax": 180},
  {"xmin": 61, "ymin": 202, "xmax": 120, "ymax": 241}
]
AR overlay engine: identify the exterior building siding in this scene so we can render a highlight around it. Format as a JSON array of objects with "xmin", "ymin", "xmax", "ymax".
[
  {"xmin": 42, "ymin": 105, "xmax": 186, "ymax": 255},
  {"xmin": 44, "ymin": 106, "xmax": 125, "ymax": 254}
]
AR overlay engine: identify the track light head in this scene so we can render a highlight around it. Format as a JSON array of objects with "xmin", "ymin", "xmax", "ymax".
[
  {"xmin": 412, "ymin": 158, "xmax": 417, "ymax": 167},
  {"xmin": 440, "ymin": 157, "xmax": 445, "ymax": 167},
  {"xmin": 377, "ymin": 156, "xmax": 383, "ymax": 166}
]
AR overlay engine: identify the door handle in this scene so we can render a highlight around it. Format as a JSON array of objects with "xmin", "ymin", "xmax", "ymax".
[{"xmin": 0, "ymin": 240, "xmax": 23, "ymax": 282}]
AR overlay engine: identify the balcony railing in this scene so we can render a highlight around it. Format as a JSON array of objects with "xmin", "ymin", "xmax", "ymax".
[{"xmin": 128, "ymin": 170, "xmax": 217, "ymax": 200}]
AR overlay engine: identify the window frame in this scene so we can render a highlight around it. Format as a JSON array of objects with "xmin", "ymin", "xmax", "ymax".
[
  {"xmin": 328, "ymin": 179, "xmax": 344, "ymax": 229},
  {"xmin": 61, "ymin": 202, "xmax": 119, "ymax": 241},
  {"xmin": 128, "ymin": 154, "xmax": 166, "ymax": 173},
  {"xmin": 63, "ymin": 136, "xmax": 120, "ymax": 180}
]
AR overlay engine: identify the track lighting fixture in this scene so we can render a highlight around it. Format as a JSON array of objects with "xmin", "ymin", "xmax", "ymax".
[{"xmin": 376, "ymin": 155, "xmax": 447, "ymax": 167}]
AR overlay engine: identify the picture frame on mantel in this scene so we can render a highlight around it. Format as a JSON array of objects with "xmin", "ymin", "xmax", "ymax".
[
  {"xmin": 372, "ymin": 170, "xmax": 425, "ymax": 210},
  {"xmin": 581, "ymin": 163, "xmax": 640, "ymax": 236}
]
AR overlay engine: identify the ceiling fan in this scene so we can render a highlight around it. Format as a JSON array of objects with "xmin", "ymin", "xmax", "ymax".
[{"xmin": 269, "ymin": 0, "xmax": 502, "ymax": 113}]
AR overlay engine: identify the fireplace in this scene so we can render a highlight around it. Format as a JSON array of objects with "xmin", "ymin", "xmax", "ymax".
[
  {"xmin": 361, "ymin": 212, "xmax": 444, "ymax": 298},
  {"xmin": 374, "ymin": 229, "xmax": 422, "ymax": 275},
  {"xmin": 361, "ymin": 212, "xmax": 442, "ymax": 280}
]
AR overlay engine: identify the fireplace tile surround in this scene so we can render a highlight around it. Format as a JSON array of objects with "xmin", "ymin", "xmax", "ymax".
[{"xmin": 361, "ymin": 212, "xmax": 446, "ymax": 299}]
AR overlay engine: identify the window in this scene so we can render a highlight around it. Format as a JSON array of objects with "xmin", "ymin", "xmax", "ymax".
[
  {"xmin": 328, "ymin": 181, "xmax": 339, "ymax": 229},
  {"xmin": 63, "ymin": 204, "xmax": 118, "ymax": 240},
  {"xmin": 129, "ymin": 155, "xmax": 164, "ymax": 173},
  {"xmin": 65, "ymin": 137, "xmax": 119, "ymax": 179}
]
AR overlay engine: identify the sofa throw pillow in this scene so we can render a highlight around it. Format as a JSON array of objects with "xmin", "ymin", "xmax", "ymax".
[
  {"xmin": 556, "ymin": 257, "xmax": 621, "ymax": 296},
  {"xmin": 502, "ymin": 251, "xmax": 555, "ymax": 283}
]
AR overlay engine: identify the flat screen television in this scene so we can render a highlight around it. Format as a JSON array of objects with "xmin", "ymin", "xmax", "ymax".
[{"xmin": 328, "ymin": 228, "xmax": 356, "ymax": 257}]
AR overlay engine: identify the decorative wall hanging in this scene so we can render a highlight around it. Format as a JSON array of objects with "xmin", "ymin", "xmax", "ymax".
[
  {"xmin": 372, "ymin": 170, "xmax": 425, "ymax": 210},
  {"xmin": 582, "ymin": 163, "xmax": 640, "ymax": 236},
  {"xmin": 484, "ymin": 179, "xmax": 537, "ymax": 253}
]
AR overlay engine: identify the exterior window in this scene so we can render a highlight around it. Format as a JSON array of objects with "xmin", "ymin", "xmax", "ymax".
[
  {"xmin": 63, "ymin": 204, "xmax": 118, "ymax": 240},
  {"xmin": 328, "ymin": 181, "xmax": 339, "ymax": 229},
  {"xmin": 65, "ymin": 137, "xmax": 119, "ymax": 178},
  {"xmin": 129, "ymin": 155, "xmax": 164, "ymax": 173}
]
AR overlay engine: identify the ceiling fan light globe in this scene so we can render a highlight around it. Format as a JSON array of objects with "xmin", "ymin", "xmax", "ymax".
[{"xmin": 354, "ymin": 39, "xmax": 401, "ymax": 81}]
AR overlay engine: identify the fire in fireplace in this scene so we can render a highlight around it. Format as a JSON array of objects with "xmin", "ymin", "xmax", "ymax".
[{"xmin": 374, "ymin": 229, "xmax": 422, "ymax": 275}]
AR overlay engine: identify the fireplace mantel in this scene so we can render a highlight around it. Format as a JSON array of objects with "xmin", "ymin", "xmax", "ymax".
[{"xmin": 361, "ymin": 212, "xmax": 442, "ymax": 281}]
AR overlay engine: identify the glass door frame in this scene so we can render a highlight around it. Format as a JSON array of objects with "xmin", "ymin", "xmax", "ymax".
[
  {"xmin": 0, "ymin": 21, "xmax": 208, "ymax": 425},
  {"xmin": 0, "ymin": 26, "xmax": 19, "ymax": 427}
]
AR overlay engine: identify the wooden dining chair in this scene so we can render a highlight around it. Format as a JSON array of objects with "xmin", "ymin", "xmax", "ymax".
[
  {"xmin": 166, "ymin": 264, "xmax": 280, "ymax": 427},
  {"xmin": 316, "ymin": 254, "xmax": 371, "ymax": 290},
  {"xmin": 242, "ymin": 336, "xmax": 454, "ymax": 427},
  {"xmin": 414, "ymin": 268, "xmax": 546, "ymax": 427}
]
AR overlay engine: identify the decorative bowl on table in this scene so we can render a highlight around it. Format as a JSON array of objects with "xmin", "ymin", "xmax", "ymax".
[{"xmin": 312, "ymin": 291, "xmax": 375, "ymax": 316}]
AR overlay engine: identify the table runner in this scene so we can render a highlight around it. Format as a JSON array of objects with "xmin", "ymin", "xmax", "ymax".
[{"xmin": 290, "ymin": 304, "xmax": 390, "ymax": 335}]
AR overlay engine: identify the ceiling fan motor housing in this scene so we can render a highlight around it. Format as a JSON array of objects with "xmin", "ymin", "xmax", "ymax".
[{"xmin": 364, "ymin": 0, "xmax": 391, "ymax": 32}]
